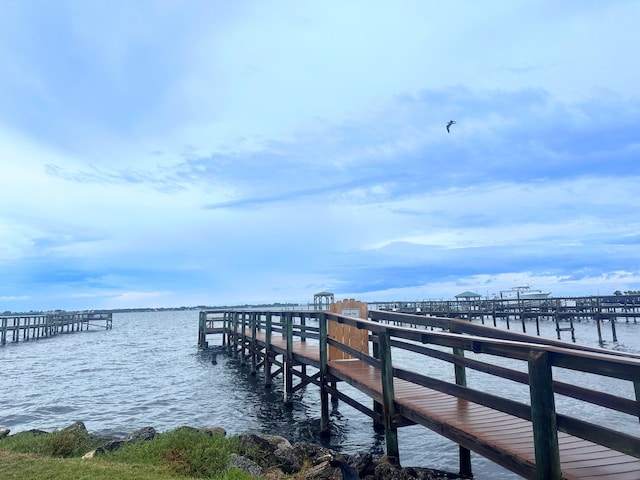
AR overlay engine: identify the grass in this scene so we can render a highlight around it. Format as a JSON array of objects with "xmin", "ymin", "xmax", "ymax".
[{"xmin": 0, "ymin": 427, "xmax": 260, "ymax": 480}]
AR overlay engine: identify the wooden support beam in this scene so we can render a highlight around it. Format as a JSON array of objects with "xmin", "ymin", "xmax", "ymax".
[
  {"xmin": 265, "ymin": 313, "xmax": 273, "ymax": 388},
  {"xmin": 379, "ymin": 331, "xmax": 399, "ymax": 461},
  {"xmin": 284, "ymin": 312, "xmax": 293, "ymax": 405},
  {"xmin": 528, "ymin": 350, "xmax": 561, "ymax": 480},
  {"xmin": 454, "ymin": 347, "xmax": 473, "ymax": 478},
  {"xmin": 319, "ymin": 312, "xmax": 330, "ymax": 435}
]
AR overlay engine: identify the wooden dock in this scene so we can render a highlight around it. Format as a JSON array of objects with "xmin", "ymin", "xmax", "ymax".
[
  {"xmin": 199, "ymin": 304, "xmax": 640, "ymax": 480},
  {"xmin": 373, "ymin": 294, "xmax": 640, "ymax": 344},
  {"xmin": 0, "ymin": 311, "xmax": 112, "ymax": 345}
]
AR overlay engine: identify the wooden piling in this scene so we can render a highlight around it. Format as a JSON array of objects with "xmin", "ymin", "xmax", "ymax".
[{"xmin": 378, "ymin": 331, "xmax": 399, "ymax": 461}]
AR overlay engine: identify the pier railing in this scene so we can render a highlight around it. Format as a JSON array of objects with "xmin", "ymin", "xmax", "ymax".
[
  {"xmin": 0, "ymin": 311, "xmax": 112, "ymax": 345},
  {"xmin": 199, "ymin": 308, "xmax": 640, "ymax": 479}
]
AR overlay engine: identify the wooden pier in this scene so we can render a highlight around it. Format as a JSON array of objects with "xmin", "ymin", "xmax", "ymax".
[
  {"xmin": 373, "ymin": 294, "xmax": 640, "ymax": 344},
  {"xmin": 199, "ymin": 303, "xmax": 640, "ymax": 480},
  {"xmin": 0, "ymin": 311, "xmax": 112, "ymax": 345}
]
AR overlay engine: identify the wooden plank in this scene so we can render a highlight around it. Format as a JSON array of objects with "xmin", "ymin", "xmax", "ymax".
[{"xmin": 328, "ymin": 299, "xmax": 369, "ymax": 360}]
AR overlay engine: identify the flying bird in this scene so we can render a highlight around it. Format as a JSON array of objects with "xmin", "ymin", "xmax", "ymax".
[{"xmin": 446, "ymin": 120, "xmax": 456, "ymax": 133}]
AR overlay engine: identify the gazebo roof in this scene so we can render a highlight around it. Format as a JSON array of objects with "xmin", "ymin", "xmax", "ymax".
[{"xmin": 455, "ymin": 291, "xmax": 481, "ymax": 299}]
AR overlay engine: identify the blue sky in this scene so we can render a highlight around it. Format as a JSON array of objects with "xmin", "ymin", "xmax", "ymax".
[{"xmin": 1, "ymin": 1, "xmax": 640, "ymax": 311}]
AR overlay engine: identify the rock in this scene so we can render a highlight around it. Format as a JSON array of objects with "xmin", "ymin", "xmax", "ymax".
[
  {"xmin": 22, "ymin": 429, "xmax": 49, "ymax": 436},
  {"xmin": 374, "ymin": 461, "xmax": 410, "ymax": 480},
  {"xmin": 292, "ymin": 441, "xmax": 333, "ymax": 464},
  {"xmin": 238, "ymin": 433, "xmax": 303, "ymax": 473},
  {"xmin": 0, "ymin": 429, "xmax": 10, "ymax": 439},
  {"xmin": 227, "ymin": 452, "xmax": 264, "ymax": 477},
  {"xmin": 122, "ymin": 426, "xmax": 156, "ymax": 443},
  {"xmin": 62, "ymin": 421, "xmax": 88, "ymax": 435},
  {"xmin": 83, "ymin": 426, "xmax": 155, "ymax": 459},
  {"xmin": 302, "ymin": 459, "xmax": 342, "ymax": 480}
]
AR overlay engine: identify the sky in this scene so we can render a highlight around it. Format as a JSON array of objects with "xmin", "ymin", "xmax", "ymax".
[{"xmin": 1, "ymin": 1, "xmax": 640, "ymax": 311}]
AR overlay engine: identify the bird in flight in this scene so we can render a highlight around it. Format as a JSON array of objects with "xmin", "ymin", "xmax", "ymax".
[{"xmin": 446, "ymin": 120, "xmax": 456, "ymax": 133}]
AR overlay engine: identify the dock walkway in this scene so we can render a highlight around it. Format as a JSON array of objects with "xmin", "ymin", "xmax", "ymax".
[
  {"xmin": 198, "ymin": 307, "xmax": 640, "ymax": 479},
  {"xmin": 1, "ymin": 311, "xmax": 112, "ymax": 345}
]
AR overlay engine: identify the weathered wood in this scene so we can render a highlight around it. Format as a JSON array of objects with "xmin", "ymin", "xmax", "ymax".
[
  {"xmin": 1, "ymin": 312, "xmax": 112, "ymax": 346},
  {"xmin": 319, "ymin": 312, "xmax": 329, "ymax": 435},
  {"xmin": 378, "ymin": 331, "xmax": 399, "ymax": 460},
  {"xmin": 284, "ymin": 312, "xmax": 293, "ymax": 405},
  {"xmin": 454, "ymin": 347, "xmax": 472, "ymax": 478},
  {"xmin": 528, "ymin": 350, "xmax": 561, "ymax": 480},
  {"xmin": 265, "ymin": 312, "xmax": 273, "ymax": 388},
  {"xmin": 328, "ymin": 299, "xmax": 369, "ymax": 360}
]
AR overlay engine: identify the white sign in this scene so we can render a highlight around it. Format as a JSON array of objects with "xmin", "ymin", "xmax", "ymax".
[{"xmin": 341, "ymin": 308, "xmax": 361, "ymax": 318}]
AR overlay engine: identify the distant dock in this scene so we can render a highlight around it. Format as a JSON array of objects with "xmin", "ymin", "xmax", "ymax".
[
  {"xmin": 0, "ymin": 311, "xmax": 112, "ymax": 345},
  {"xmin": 371, "ymin": 294, "xmax": 640, "ymax": 343}
]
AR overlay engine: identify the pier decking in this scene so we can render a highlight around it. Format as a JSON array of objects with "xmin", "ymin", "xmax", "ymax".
[
  {"xmin": 199, "ymin": 305, "xmax": 640, "ymax": 480},
  {"xmin": 0, "ymin": 311, "xmax": 112, "ymax": 345}
]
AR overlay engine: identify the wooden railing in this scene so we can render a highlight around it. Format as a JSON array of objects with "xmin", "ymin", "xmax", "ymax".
[
  {"xmin": 1, "ymin": 311, "xmax": 112, "ymax": 345},
  {"xmin": 199, "ymin": 308, "xmax": 640, "ymax": 479}
]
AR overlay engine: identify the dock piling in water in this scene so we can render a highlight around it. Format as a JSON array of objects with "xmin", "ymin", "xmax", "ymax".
[{"xmin": 0, "ymin": 311, "xmax": 112, "ymax": 346}]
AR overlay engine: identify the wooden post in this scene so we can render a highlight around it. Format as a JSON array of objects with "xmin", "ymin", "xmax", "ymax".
[
  {"xmin": 492, "ymin": 301, "xmax": 497, "ymax": 327},
  {"xmin": 378, "ymin": 330, "xmax": 399, "ymax": 461},
  {"xmin": 454, "ymin": 347, "xmax": 472, "ymax": 478},
  {"xmin": 232, "ymin": 313, "xmax": 239, "ymax": 358},
  {"xmin": 554, "ymin": 299, "xmax": 562, "ymax": 340},
  {"xmin": 633, "ymin": 381, "xmax": 640, "ymax": 426},
  {"xmin": 528, "ymin": 350, "xmax": 561, "ymax": 480},
  {"xmin": 250, "ymin": 313, "xmax": 257, "ymax": 375},
  {"xmin": 520, "ymin": 299, "xmax": 527, "ymax": 333},
  {"xmin": 284, "ymin": 312, "xmax": 293, "ymax": 405},
  {"xmin": 226, "ymin": 312, "xmax": 234, "ymax": 353},
  {"xmin": 299, "ymin": 313, "xmax": 307, "ymax": 377},
  {"xmin": 198, "ymin": 311, "xmax": 207, "ymax": 349},
  {"xmin": 240, "ymin": 313, "xmax": 247, "ymax": 365},
  {"xmin": 319, "ymin": 312, "xmax": 330, "ymax": 435},
  {"xmin": 265, "ymin": 312, "xmax": 273, "ymax": 388}
]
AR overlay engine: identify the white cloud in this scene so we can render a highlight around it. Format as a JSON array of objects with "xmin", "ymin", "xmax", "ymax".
[{"xmin": 1, "ymin": 2, "xmax": 640, "ymax": 310}]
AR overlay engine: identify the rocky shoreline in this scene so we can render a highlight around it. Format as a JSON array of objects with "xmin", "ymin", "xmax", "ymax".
[{"xmin": 0, "ymin": 422, "xmax": 466, "ymax": 480}]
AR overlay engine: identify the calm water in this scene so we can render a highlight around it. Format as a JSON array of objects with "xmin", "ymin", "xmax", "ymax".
[{"xmin": 1, "ymin": 310, "xmax": 639, "ymax": 479}]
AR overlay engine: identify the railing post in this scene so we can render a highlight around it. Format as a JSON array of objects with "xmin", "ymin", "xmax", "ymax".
[
  {"xmin": 265, "ymin": 312, "xmax": 273, "ymax": 388},
  {"xmin": 378, "ymin": 330, "xmax": 399, "ymax": 461},
  {"xmin": 232, "ymin": 313, "xmax": 239, "ymax": 358},
  {"xmin": 454, "ymin": 347, "xmax": 472, "ymax": 478},
  {"xmin": 223, "ymin": 312, "xmax": 228, "ymax": 346},
  {"xmin": 298, "ymin": 313, "xmax": 307, "ymax": 377},
  {"xmin": 319, "ymin": 312, "xmax": 330, "ymax": 435},
  {"xmin": 284, "ymin": 312, "xmax": 294, "ymax": 405},
  {"xmin": 240, "ymin": 313, "xmax": 247, "ymax": 365},
  {"xmin": 634, "ymin": 381, "xmax": 640, "ymax": 425},
  {"xmin": 250, "ymin": 313, "xmax": 257, "ymax": 375},
  {"xmin": 528, "ymin": 350, "xmax": 561, "ymax": 480}
]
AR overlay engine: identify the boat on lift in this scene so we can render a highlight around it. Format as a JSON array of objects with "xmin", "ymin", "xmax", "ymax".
[{"xmin": 495, "ymin": 286, "xmax": 552, "ymax": 300}]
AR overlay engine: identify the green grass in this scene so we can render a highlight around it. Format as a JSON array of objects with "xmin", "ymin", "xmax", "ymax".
[{"xmin": 0, "ymin": 427, "xmax": 260, "ymax": 480}]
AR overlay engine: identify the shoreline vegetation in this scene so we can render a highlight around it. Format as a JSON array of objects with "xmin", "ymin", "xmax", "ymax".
[{"xmin": 0, "ymin": 422, "xmax": 464, "ymax": 480}]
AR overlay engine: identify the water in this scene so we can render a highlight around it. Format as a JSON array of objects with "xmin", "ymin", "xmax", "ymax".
[{"xmin": 1, "ymin": 310, "xmax": 639, "ymax": 479}]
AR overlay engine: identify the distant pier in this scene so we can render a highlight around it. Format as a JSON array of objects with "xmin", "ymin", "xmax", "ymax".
[
  {"xmin": 0, "ymin": 311, "xmax": 112, "ymax": 345},
  {"xmin": 371, "ymin": 294, "xmax": 640, "ymax": 344}
]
